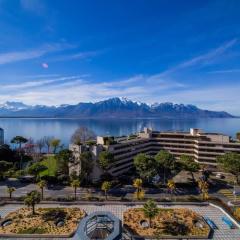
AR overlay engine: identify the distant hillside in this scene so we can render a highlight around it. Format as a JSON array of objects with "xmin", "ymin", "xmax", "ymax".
[{"xmin": 0, "ymin": 98, "xmax": 234, "ymax": 118}]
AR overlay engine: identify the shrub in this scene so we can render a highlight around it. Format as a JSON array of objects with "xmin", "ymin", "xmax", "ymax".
[
  {"xmin": 42, "ymin": 208, "xmax": 67, "ymax": 221},
  {"xmin": 17, "ymin": 227, "xmax": 47, "ymax": 234}
]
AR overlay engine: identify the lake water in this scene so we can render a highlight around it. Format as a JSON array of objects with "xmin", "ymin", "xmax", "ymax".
[{"xmin": 0, "ymin": 118, "xmax": 239, "ymax": 147}]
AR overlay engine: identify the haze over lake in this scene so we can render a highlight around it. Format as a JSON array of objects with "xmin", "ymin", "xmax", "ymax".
[{"xmin": 0, "ymin": 118, "xmax": 239, "ymax": 147}]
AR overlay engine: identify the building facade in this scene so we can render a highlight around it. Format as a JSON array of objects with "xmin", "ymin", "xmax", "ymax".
[
  {"xmin": 69, "ymin": 128, "xmax": 240, "ymax": 181},
  {"xmin": 0, "ymin": 127, "xmax": 4, "ymax": 145}
]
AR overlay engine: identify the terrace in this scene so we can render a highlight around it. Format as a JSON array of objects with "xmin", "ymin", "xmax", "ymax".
[{"xmin": 0, "ymin": 203, "xmax": 239, "ymax": 239}]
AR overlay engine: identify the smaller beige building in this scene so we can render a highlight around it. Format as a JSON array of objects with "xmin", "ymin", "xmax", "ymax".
[{"xmin": 69, "ymin": 144, "xmax": 103, "ymax": 182}]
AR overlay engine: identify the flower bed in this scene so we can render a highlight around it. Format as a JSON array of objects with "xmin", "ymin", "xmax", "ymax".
[
  {"xmin": 0, "ymin": 207, "xmax": 85, "ymax": 235},
  {"xmin": 123, "ymin": 208, "xmax": 210, "ymax": 238}
]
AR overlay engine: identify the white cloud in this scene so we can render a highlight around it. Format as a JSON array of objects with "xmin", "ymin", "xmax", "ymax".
[
  {"xmin": 50, "ymin": 50, "xmax": 102, "ymax": 62},
  {"xmin": 159, "ymin": 39, "xmax": 238, "ymax": 76},
  {"xmin": 0, "ymin": 75, "xmax": 83, "ymax": 91},
  {"xmin": 0, "ymin": 73, "xmax": 185, "ymax": 105},
  {"xmin": 208, "ymin": 69, "xmax": 240, "ymax": 74},
  {"xmin": 0, "ymin": 43, "xmax": 72, "ymax": 65}
]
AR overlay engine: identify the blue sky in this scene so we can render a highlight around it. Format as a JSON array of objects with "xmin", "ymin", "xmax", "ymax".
[{"xmin": 0, "ymin": 0, "xmax": 240, "ymax": 114}]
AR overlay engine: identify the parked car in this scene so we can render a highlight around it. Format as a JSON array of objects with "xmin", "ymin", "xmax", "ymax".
[{"xmin": 216, "ymin": 173, "xmax": 225, "ymax": 179}]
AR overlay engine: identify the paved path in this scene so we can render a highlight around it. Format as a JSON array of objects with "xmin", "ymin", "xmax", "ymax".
[{"xmin": 0, "ymin": 203, "xmax": 240, "ymax": 239}]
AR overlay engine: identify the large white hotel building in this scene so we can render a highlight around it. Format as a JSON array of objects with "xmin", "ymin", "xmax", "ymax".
[{"xmin": 69, "ymin": 128, "xmax": 240, "ymax": 181}]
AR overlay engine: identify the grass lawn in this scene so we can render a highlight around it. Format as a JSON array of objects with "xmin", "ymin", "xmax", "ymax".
[{"xmin": 39, "ymin": 156, "xmax": 58, "ymax": 177}]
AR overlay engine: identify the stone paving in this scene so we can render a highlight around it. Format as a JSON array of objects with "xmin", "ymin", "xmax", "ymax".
[{"xmin": 0, "ymin": 203, "xmax": 240, "ymax": 239}]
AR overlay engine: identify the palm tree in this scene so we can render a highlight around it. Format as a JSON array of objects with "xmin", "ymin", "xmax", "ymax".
[
  {"xmin": 24, "ymin": 190, "xmax": 41, "ymax": 215},
  {"xmin": 71, "ymin": 179, "xmax": 80, "ymax": 200},
  {"xmin": 6, "ymin": 186, "xmax": 15, "ymax": 199},
  {"xmin": 37, "ymin": 180, "xmax": 47, "ymax": 200},
  {"xmin": 133, "ymin": 178, "xmax": 144, "ymax": 200},
  {"xmin": 198, "ymin": 179, "xmax": 209, "ymax": 201},
  {"xmin": 167, "ymin": 179, "xmax": 176, "ymax": 201},
  {"xmin": 101, "ymin": 181, "xmax": 112, "ymax": 200},
  {"xmin": 143, "ymin": 199, "xmax": 159, "ymax": 228}
]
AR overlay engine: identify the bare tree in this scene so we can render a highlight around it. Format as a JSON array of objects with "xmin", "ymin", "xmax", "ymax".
[
  {"xmin": 36, "ymin": 138, "xmax": 45, "ymax": 153},
  {"xmin": 25, "ymin": 138, "xmax": 35, "ymax": 154},
  {"xmin": 71, "ymin": 126, "xmax": 96, "ymax": 145},
  {"xmin": 43, "ymin": 136, "xmax": 53, "ymax": 153}
]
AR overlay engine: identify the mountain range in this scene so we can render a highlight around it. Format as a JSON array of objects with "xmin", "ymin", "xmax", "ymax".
[{"xmin": 0, "ymin": 98, "xmax": 234, "ymax": 118}]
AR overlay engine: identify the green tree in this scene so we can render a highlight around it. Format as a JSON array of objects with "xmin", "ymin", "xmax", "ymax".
[
  {"xmin": 55, "ymin": 149, "xmax": 73, "ymax": 175},
  {"xmin": 0, "ymin": 144, "xmax": 15, "ymax": 162},
  {"xmin": 217, "ymin": 153, "xmax": 240, "ymax": 183},
  {"xmin": 143, "ymin": 199, "xmax": 159, "ymax": 228},
  {"xmin": 50, "ymin": 138, "xmax": 61, "ymax": 154},
  {"xmin": 98, "ymin": 151, "xmax": 114, "ymax": 172},
  {"xmin": 27, "ymin": 162, "xmax": 47, "ymax": 180},
  {"xmin": 80, "ymin": 152, "xmax": 93, "ymax": 181},
  {"xmin": 24, "ymin": 190, "xmax": 41, "ymax": 215},
  {"xmin": 37, "ymin": 180, "xmax": 47, "ymax": 200},
  {"xmin": 6, "ymin": 186, "xmax": 15, "ymax": 199},
  {"xmin": 10, "ymin": 136, "xmax": 28, "ymax": 149},
  {"xmin": 179, "ymin": 155, "xmax": 199, "ymax": 183},
  {"xmin": 0, "ymin": 160, "xmax": 12, "ymax": 179},
  {"xmin": 71, "ymin": 179, "xmax": 80, "ymax": 200},
  {"xmin": 56, "ymin": 149, "xmax": 72, "ymax": 175},
  {"xmin": 134, "ymin": 153, "xmax": 157, "ymax": 182},
  {"xmin": 155, "ymin": 150, "xmax": 176, "ymax": 184},
  {"xmin": 101, "ymin": 181, "xmax": 112, "ymax": 200}
]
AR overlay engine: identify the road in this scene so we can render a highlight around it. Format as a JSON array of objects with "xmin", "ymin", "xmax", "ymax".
[
  {"xmin": 0, "ymin": 178, "xmax": 200, "ymax": 200},
  {"xmin": 0, "ymin": 178, "xmax": 92, "ymax": 198}
]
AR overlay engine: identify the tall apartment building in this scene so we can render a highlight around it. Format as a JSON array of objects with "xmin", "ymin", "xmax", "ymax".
[
  {"xmin": 69, "ymin": 128, "xmax": 240, "ymax": 181},
  {"xmin": 0, "ymin": 127, "xmax": 4, "ymax": 145}
]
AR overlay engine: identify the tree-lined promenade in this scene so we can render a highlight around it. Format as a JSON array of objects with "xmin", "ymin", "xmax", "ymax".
[{"xmin": 0, "ymin": 127, "xmax": 240, "ymax": 208}]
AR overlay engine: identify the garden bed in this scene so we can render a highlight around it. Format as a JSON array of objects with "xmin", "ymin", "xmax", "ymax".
[
  {"xmin": 123, "ymin": 208, "xmax": 210, "ymax": 238},
  {"xmin": 0, "ymin": 207, "xmax": 85, "ymax": 235}
]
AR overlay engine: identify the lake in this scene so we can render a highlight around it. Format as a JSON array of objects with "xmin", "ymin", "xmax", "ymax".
[{"xmin": 0, "ymin": 118, "xmax": 239, "ymax": 147}]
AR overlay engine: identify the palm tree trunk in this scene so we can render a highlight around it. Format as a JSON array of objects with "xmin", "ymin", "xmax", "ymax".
[
  {"xmin": 163, "ymin": 168, "xmax": 165, "ymax": 184},
  {"xmin": 74, "ymin": 187, "xmax": 77, "ymax": 200},
  {"xmin": 10, "ymin": 192, "xmax": 12, "ymax": 199},
  {"xmin": 190, "ymin": 171, "xmax": 195, "ymax": 183},
  {"xmin": 105, "ymin": 191, "xmax": 107, "ymax": 200},
  {"xmin": 149, "ymin": 217, "xmax": 152, "ymax": 228},
  {"xmin": 32, "ymin": 204, "xmax": 35, "ymax": 215},
  {"xmin": 41, "ymin": 188, "xmax": 44, "ymax": 200}
]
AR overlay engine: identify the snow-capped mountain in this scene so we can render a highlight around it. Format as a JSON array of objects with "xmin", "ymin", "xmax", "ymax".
[
  {"xmin": 0, "ymin": 98, "xmax": 234, "ymax": 118},
  {"xmin": 0, "ymin": 101, "xmax": 30, "ymax": 111}
]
